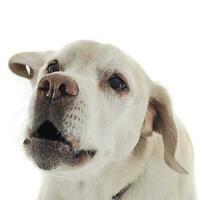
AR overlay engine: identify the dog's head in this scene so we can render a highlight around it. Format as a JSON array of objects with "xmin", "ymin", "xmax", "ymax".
[{"xmin": 9, "ymin": 40, "xmax": 186, "ymax": 176}]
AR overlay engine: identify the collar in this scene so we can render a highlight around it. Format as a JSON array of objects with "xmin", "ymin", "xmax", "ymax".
[{"xmin": 112, "ymin": 184, "xmax": 131, "ymax": 200}]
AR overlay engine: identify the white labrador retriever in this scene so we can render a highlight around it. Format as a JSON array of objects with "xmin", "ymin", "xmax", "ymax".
[{"xmin": 9, "ymin": 40, "xmax": 195, "ymax": 200}]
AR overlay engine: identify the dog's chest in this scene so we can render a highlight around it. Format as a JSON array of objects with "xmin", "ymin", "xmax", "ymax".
[
  {"xmin": 58, "ymin": 180, "xmax": 110, "ymax": 200},
  {"xmin": 58, "ymin": 181, "xmax": 132, "ymax": 200}
]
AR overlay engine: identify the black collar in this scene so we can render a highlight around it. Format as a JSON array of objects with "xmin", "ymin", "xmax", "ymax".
[{"xmin": 112, "ymin": 184, "xmax": 131, "ymax": 200}]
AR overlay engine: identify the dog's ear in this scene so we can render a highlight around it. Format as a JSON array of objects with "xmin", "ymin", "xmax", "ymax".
[
  {"xmin": 8, "ymin": 51, "xmax": 53, "ymax": 82},
  {"xmin": 141, "ymin": 84, "xmax": 188, "ymax": 174}
]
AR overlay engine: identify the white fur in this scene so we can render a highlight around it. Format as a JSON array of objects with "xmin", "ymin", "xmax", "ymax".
[{"xmin": 9, "ymin": 40, "xmax": 195, "ymax": 200}]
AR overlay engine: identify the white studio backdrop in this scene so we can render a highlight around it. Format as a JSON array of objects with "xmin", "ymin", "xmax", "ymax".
[{"xmin": 0, "ymin": 0, "xmax": 199, "ymax": 199}]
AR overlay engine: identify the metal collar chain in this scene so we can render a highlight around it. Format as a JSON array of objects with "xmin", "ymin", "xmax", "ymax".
[{"xmin": 112, "ymin": 184, "xmax": 131, "ymax": 200}]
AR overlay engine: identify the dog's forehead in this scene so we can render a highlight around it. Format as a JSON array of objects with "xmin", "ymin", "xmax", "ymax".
[
  {"xmin": 50, "ymin": 40, "xmax": 152, "ymax": 94},
  {"xmin": 56, "ymin": 40, "xmax": 134, "ymax": 71}
]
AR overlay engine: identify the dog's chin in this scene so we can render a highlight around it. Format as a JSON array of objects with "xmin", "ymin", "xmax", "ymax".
[
  {"xmin": 23, "ymin": 121, "xmax": 96, "ymax": 170},
  {"xmin": 24, "ymin": 138, "xmax": 96, "ymax": 170}
]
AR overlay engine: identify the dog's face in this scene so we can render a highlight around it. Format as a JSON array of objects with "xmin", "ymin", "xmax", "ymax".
[{"xmin": 9, "ymin": 40, "xmax": 186, "ymax": 176}]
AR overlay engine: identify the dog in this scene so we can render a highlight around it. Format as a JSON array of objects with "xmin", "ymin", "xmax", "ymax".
[{"xmin": 9, "ymin": 40, "xmax": 195, "ymax": 200}]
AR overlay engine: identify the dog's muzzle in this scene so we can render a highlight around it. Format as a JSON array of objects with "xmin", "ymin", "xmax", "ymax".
[{"xmin": 23, "ymin": 74, "xmax": 96, "ymax": 170}]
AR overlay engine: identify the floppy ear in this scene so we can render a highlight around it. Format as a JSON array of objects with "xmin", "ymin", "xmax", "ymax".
[
  {"xmin": 8, "ymin": 51, "xmax": 53, "ymax": 83},
  {"xmin": 141, "ymin": 84, "xmax": 188, "ymax": 174}
]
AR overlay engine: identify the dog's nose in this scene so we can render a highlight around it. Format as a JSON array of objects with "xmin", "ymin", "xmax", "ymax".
[{"xmin": 37, "ymin": 73, "xmax": 79, "ymax": 102}]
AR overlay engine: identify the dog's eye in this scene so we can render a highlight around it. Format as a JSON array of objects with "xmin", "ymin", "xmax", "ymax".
[
  {"xmin": 46, "ymin": 60, "xmax": 59, "ymax": 73},
  {"xmin": 108, "ymin": 75, "xmax": 128, "ymax": 91}
]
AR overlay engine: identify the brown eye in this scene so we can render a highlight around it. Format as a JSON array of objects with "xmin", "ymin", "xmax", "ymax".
[
  {"xmin": 108, "ymin": 75, "xmax": 128, "ymax": 91},
  {"xmin": 46, "ymin": 60, "xmax": 59, "ymax": 73}
]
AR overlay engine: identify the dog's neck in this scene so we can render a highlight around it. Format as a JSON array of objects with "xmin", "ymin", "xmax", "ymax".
[
  {"xmin": 39, "ymin": 137, "xmax": 153, "ymax": 200},
  {"xmin": 41, "ymin": 165, "xmax": 135, "ymax": 200}
]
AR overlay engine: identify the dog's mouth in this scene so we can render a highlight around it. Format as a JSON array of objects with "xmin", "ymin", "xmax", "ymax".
[
  {"xmin": 31, "ymin": 120, "xmax": 72, "ymax": 147},
  {"xmin": 24, "ymin": 120, "xmax": 96, "ymax": 170}
]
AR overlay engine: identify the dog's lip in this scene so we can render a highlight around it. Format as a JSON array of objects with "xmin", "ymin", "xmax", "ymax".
[
  {"xmin": 23, "ymin": 138, "xmax": 31, "ymax": 145},
  {"xmin": 23, "ymin": 137, "xmax": 97, "ymax": 159},
  {"xmin": 23, "ymin": 137, "xmax": 97, "ymax": 170},
  {"xmin": 24, "ymin": 121, "xmax": 97, "ymax": 169},
  {"xmin": 29, "ymin": 133, "xmax": 74, "ymax": 150}
]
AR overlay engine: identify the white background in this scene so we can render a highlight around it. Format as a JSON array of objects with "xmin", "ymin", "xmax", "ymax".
[{"xmin": 0, "ymin": 0, "xmax": 199, "ymax": 199}]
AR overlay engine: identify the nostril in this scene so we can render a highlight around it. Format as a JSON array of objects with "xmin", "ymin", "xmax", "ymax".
[
  {"xmin": 38, "ymin": 79, "xmax": 50, "ymax": 92},
  {"xmin": 59, "ymin": 84, "xmax": 67, "ymax": 97},
  {"xmin": 37, "ymin": 75, "xmax": 79, "ymax": 102}
]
